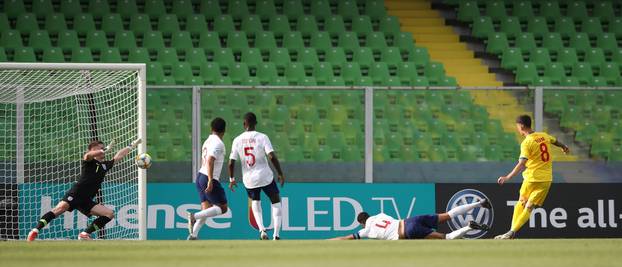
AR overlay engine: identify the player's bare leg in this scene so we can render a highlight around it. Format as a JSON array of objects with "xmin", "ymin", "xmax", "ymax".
[
  {"xmin": 79, "ymin": 204, "xmax": 115, "ymax": 240},
  {"xmin": 269, "ymin": 193, "xmax": 282, "ymax": 240},
  {"xmin": 28, "ymin": 201, "xmax": 70, "ymax": 242}
]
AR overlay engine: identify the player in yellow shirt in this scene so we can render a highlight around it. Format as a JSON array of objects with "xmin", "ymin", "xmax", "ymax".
[{"xmin": 495, "ymin": 115, "xmax": 569, "ymax": 239}]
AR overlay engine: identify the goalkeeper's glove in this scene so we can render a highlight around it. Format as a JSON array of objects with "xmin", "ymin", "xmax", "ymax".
[
  {"xmin": 103, "ymin": 140, "xmax": 115, "ymax": 152},
  {"xmin": 128, "ymin": 138, "xmax": 142, "ymax": 150}
]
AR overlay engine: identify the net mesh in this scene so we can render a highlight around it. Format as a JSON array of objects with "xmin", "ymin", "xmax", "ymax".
[{"xmin": 0, "ymin": 67, "xmax": 141, "ymax": 240}]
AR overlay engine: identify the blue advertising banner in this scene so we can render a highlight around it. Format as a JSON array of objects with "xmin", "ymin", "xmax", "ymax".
[{"xmin": 19, "ymin": 183, "xmax": 435, "ymax": 240}]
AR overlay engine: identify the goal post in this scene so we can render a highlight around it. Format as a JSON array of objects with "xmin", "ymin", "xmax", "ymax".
[{"xmin": 0, "ymin": 63, "xmax": 146, "ymax": 240}]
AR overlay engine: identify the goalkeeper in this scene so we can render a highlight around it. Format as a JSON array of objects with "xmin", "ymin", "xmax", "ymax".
[{"xmin": 27, "ymin": 138, "xmax": 141, "ymax": 241}]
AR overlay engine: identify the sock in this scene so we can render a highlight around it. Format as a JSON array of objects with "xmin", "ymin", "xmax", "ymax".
[
  {"xmin": 251, "ymin": 200, "xmax": 265, "ymax": 231},
  {"xmin": 445, "ymin": 225, "xmax": 472, "ymax": 239},
  {"xmin": 510, "ymin": 202, "xmax": 525, "ymax": 232},
  {"xmin": 447, "ymin": 201, "xmax": 482, "ymax": 219},
  {"xmin": 194, "ymin": 206, "xmax": 223, "ymax": 220},
  {"xmin": 36, "ymin": 211, "xmax": 56, "ymax": 230},
  {"xmin": 191, "ymin": 218, "xmax": 207, "ymax": 238},
  {"xmin": 85, "ymin": 216, "xmax": 112, "ymax": 234},
  {"xmin": 511, "ymin": 206, "xmax": 532, "ymax": 233},
  {"xmin": 271, "ymin": 202, "xmax": 282, "ymax": 238}
]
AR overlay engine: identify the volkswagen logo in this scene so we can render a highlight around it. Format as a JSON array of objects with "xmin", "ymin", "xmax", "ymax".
[{"xmin": 446, "ymin": 189, "xmax": 493, "ymax": 239}]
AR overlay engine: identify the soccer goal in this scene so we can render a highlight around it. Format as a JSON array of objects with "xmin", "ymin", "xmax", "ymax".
[{"xmin": 0, "ymin": 63, "xmax": 147, "ymax": 240}]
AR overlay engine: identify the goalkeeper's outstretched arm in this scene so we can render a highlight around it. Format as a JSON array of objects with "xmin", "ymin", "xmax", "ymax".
[{"xmin": 113, "ymin": 138, "xmax": 142, "ymax": 163}]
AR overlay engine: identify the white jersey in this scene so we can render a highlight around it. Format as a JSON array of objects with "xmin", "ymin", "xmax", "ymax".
[
  {"xmin": 357, "ymin": 213, "xmax": 400, "ymax": 240},
  {"xmin": 229, "ymin": 131, "xmax": 275, "ymax": 189},
  {"xmin": 199, "ymin": 134, "xmax": 226, "ymax": 180}
]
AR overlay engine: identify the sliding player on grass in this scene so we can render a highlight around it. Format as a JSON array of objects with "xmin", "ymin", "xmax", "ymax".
[
  {"xmin": 330, "ymin": 199, "xmax": 491, "ymax": 240},
  {"xmin": 228, "ymin": 112, "xmax": 285, "ymax": 240},
  {"xmin": 27, "ymin": 138, "xmax": 142, "ymax": 241},
  {"xmin": 495, "ymin": 115, "xmax": 570, "ymax": 239},
  {"xmin": 187, "ymin": 118, "xmax": 228, "ymax": 240}
]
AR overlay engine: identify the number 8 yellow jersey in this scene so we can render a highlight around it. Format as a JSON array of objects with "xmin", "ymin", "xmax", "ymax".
[{"xmin": 519, "ymin": 132, "xmax": 556, "ymax": 182}]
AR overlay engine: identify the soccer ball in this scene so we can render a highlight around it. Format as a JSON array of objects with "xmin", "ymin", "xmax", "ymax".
[{"xmin": 135, "ymin": 153, "xmax": 152, "ymax": 169}]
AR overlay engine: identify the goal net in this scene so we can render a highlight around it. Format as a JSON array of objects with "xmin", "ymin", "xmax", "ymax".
[{"xmin": 0, "ymin": 63, "xmax": 146, "ymax": 240}]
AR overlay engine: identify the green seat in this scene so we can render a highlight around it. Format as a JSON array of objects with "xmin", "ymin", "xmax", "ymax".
[
  {"xmin": 73, "ymin": 14, "xmax": 95, "ymax": 35},
  {"xmin": 501, "ymin": 47, "xmax": 522, "ymax": 71},
  {"xmin": 515, "ymin": 62, "xmax": 537, "ymax": 85},
  {"xmin": 85, "ymin": 30, "xmax": 108, "ymax": 53},
  {"xmin": 157, "ymin": 48, "xmax": 179, "ymax": 68},
  {"xmin": 554, "ymin": 17, "xmax": 576, "ymax": 38},
  {"xmin": 557, "ymin": 48, "xmax": 578, "ymax": 68},
  {"xmin": 485, "ymin": 0, "xmax": 506, "ymax": 21},
  {"xmin": 591, "ymin": 133, "xmax": 613, "ymax": 158},
  {"xmin": 310, "ymin": 0, "xmax": 331, "ymax": 20},
  {"xmin": 42, "ymin": 47, "xmax": 64, "ymax": 62},
  {"xmin": 313, "ymin": 62, "xmax": 334, "ymax": 85},
  {"xmin": 298, "ymin": 47, "xmax": 319, "ymax": 68},
  {"xmin": 28, "ymin": 30, "xmax": 51, "ymax": 52},
  {"xmin": 200, "ymin": 62, "xmax": 223, "ymax": 84},
  {"xmin": 158, "ymin": 14, "xmax": 180, "ymax": 35},
  {"xmin": 186, "ymin": 48, "xmax": 207, "ymax": 68},
  {"xmin": 544, "ymin": 63, "xmax": 565, "ymax": 84},
  {"xmin": 115, "ymin": 31, "xmax": 137, "ymax": 52},
  {"xmin": 379, "ymin": 16, "xmax": 401, "ymax": 36},
  {"xmin": 241, "ymin": 48, "xmax": 263, "ymax": 68},
  {"xmin": 325, "ymin": 47, "xmax": 346, "ymax": 66},
  {"xmin": 228, "ymin": 0, "xmax": 249, "ymax": 20},
  {"xmin": 172, "ymin": 62, "xmax": 193, "ymax": 84},
  {"xmin": 186, "ymin": 14, "xmax": 207, "ymax": 35},
  {"xmin": 59, "ymin": 0, "xmax": 82, "ymax": 19},
  {"xmin": 596, "ymin": 33, "xmax": 618, "ymax": 54},
  {"xmin": 369, "ymin": 62, "xmax": 390, "ymax": 85},
  {"xmin": 228, "ymin": 63, "xmax": 250, "ymax": 85},
  {"xmin": 44, "ymin": 13, "xmax": 66, "ymax": 35},
  {"xmin": 569, "ymin": 33, "xmax": 591, "ymax": 54},
  {"xmin": 297, "ymin": 15, "xmax": 318, "ymax": 36},
  {"xmin": 199, "ymin": 31, "xmax": 221, "ymax": 50},
  {"xmin": 142, "ymin": 31, "xmax": 165, "ymax": 52},
  {"xmin": 283, "ymin": 0, "xmax": 305, "ymax": 19},
  {"xmin": 1, "ymin": 30, "xmax": 23, "ymax": 51},
  {"xmin": 100, "ymin": 47, "xmax": 122, "ymax": 63},
  {"xmin": 515, "ymin": 32, "xmax": 536, "ymax": 52},
  {"xmin": 527, "ymin": 16, "xmax": 548, "ymax": 38},
  {"xmin": 88, "ymin": 0, "xmax": 110, "ymax": 19},
  {"xmin": 471, "ymin": 16, "xmax": 494, "ymax": 39},
  {"xmin": 57, "ymin": 30, "xmax": 79, "ymax": 52},
  {"xmin": 13, "ymin": 47, "xmax": 35, "ymax": 62},
  {"xmin": 309, "ymin": 31, "xmax": 331, "ymax": 53},
  {"xmin": 299, "ymin": 77, "xmax": 317, "ymax": 86},
  {"xmin": 600, "ymin": 62, "xmax": 620, "ymax": 84},
  {"xmin": 424, "ymin": 62, "xmax": 446, "ymax": 84},
  {"xmin": 256, "ymin": 62, "xmax": 277, "ymax": 83},
  {"xmin": 585, "ymin": 48, "xmax": 605, "ymax": 68},
  {"xmin": 533, "ymin": 76, "xmax": 552, "ymax": 86},
  {"xmin": 353, "ymin": 47, "xmax": 374, "ymax": 69},
  {"xmin": 171, "ymin": 31, "xmax": 193, "ymax": 52},
  {"xmin": 457, "ymin": 1, "xmax": 480, "ymax": 22},
  {"xmin": 572, "ymin": 62, "xmax": 593, "ymax": 85},
  {"xmin": 352, "ymin": 16, "xmax": 373, "ymax": 35},
  {"xmin": 200, "ymin": 0, "xmax": 221, "ymax": 19},
  {"xmin": 213, "ymin": 48, "xmax": 235, "ymax": 69},
  {"xmin": 101, "ymin": 13, "xmax": 124, "ymax": 34},
  {"xmin": 129, "ymin": 14, "xmax": 152, "ymax": 35},
  {"xmin": 71, "ymin": 47, "xmax": 93, "ymax": 63},
  {"xmin": 269, "ymin": 15, "xmax": 290, "ymax": 37},
  {"xmin": 590, "ymin": 77, "xmax": 608, "ymax": 86},
  {"xmin": 397, "ymin": 62, "xmax": 418, "ymax": 84},
  {"xmin": 16, "ymin": 13, "xmax": 38, "ymax": 35},
  {"xmin": 325, "ymin": 15, "xmax": 346, "ymax": 36},
  {"xmin": 337, "ymin": 0, "xmax": 359, "ymax": 20},
  {"xmin": 566, "ymin": 0, "xmax": 587, "ymax": 20},
  {"xmin": 560, "ymin": 76, "xmax": 579, "ymax": 86},
  {"xmin": 326, "ymin": 77, "xmax": 345, "ymax": 86},
  {"xmin": 499, "ymin": 16, "xmax": 521, "ymax": 38},
  {"xmin": 366, "ymin": 32, "xmax": 388, "ymax": 53},
  {"xmin": 144, "ymin": 0, "xmax": 166, "ymax": 18},
  {"xmin": 128, "ymin": 47, "xmax": 150, "ymax": 63},
  {"xmin": 269, "ymin": 47, "xmax": 291, "ymax": 69},
  {"xmin": 147, "ymin": 62, "xmax": 164, "ymax": 84},
  {"xmin": 4, "ymin": 0, "xmax": 25, "ymax": 19},
  {"xmin": 341, "ymin": 62, "xmax": 362, "ymax": 85},
  {"xmin": 283, "ymin": 31, "xmax": 305, "ymax": 50},
  {"xmin": 512, "ymin": 1, "xmax": 534, "ymax": 21},
  {"xmin": 542, "ymin": 32, "xmax": 563, "ymax": 54},
  {"xmin": 115, "ymin": 0, "xmax": 138, "ymax": 19},
  {"xmin": 486, "ymin": 32, "xmax": 508, "ymax": 55},
  {"xmin": 171, "ymin": 0, "xmax": 194, "ymax": 19},
  {"xmin": 381, "ymin": 46, "xmax": 403, "ymax": 67},
  {"xmin": 271, "ymin": 76, "xmax": 289, "ymax": 85},
  {"xmin": 528, "ymin": 48, "xmax": 550, "ymax": 69},
  {"xmin": 593, "ymin": 2, "xmax": 615, "ymax": 22},
  {"xmin": 285, "ymin": 62, "xmax": 306, "ymax": 84},
  {"xmin": 393, "ymin": 32, "xmax": 415, "ymax": 54},
  {"xmin": 214, "ymin": 15, "xmax": 235, "ymax": 36},
  {"xmin": 255, "ymin": 0, "xmax": 276, "ymax": 19},
  {"xmin": 365, "ymin": 0, "xmax": 387, "ymax": 20},
  {"xmin": 185, "ymin": 76, "xmax": 205, "ymax": 85},
  {"xmin": 538, "ymin": 0, "xmax": 561, "ymax": 20},
  {"xmin": 408, "ymin": 46, "xmax": 430, "ymax": 67},
  {"xmin": 241, "ymin": 15, "xmax": 262, "ymax": 35},
  {"xmin": 581, "ymin": 17, "xmax": 603, "ymax": 38}
]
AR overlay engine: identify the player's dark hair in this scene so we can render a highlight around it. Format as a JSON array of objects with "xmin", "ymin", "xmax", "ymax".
[
  {"xmin": 357, "ymin": 212, "xmax": 370, "ymax": 225},
  {"xmin": 211, "ymin": 117, "xmax": 226, "ymax": 133},
  {"xmin": 87, "ymin": 140, "xmax": 104, "ymax": 150},
  {"xmin": 244, "ymin": 112, "xmax": 258, "ymax": 127},
  {"xmin": 516, "ymin": 114, "xmax": 532, "ymax": 128}
]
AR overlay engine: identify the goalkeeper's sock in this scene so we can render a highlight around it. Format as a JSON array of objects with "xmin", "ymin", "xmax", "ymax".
[
  {"xmin": 447, "ymin": 201, "xmax": 482, "ymax": 219},
  {"xmin": 510, "ymin": 201, "xmax": 526, "ymax": 232},
  {"xmin": 36, "ymin": 211, "xmax": 56, "ymax": 230},
  {"xmin": 191, "ymin": 218, "xmax": 207, "ymax": 238},
  {"xmin": 194, "ymin": 206, "xmax": 223, "ymax": 220},
  {"xmin": 445, "ymin": 225, "xmax": 472, "ymax": 239},
  {"xmin": 511, "ymin": 206, "xmax": 533, "ymax": 233},
  {"xmin": 251, "ymin": 200, "xmax": 266, "ymax": 231},
  {"xmin": 85, "ymin": 216, "xmax": 112, "ymax": 234},
  {"xmin": 271, "ymin": 202, "xmax": 282, "ymax": 238}
]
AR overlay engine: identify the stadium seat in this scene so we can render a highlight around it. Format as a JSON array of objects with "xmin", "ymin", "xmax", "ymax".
[
  {"xmin": 283, "ymin": 32, "xmax": 305, "ymax": 50},
  {"xmin": 585, "ymin": 48, "xmax": 605, "ymax": 68},
  {"xmin": 186, "ymin": 14, "xmax": 207, "ymax": 35},
  {"xmin": 542, "ymin": 33, "xmax": 563, "ymax": 54},
  {"xmin": 378, "ymin": 16, "xmax": 401, "ymax": 36},
  {"xmin": 199, "ymin": 31, "xmax": 221, "ymax": 50},
  {"xmin": 515, "ymin": 63, "xmax": 537, "ymax": 85},
  {"xmin": 365, "ymin": 0, "xmax": 387, "ymax": 20},
  {"xmin": 200, "ymin": 0, "xmax": 221, "ymax": 19},
  {"xmin": 256, "ymin": 62, "xmax": 278, "ymax": 84},
  {"xmin": 325, "ymin": 47, "xmax": 347, "ymax": 66},
  {"xmin": 172, "ymin": 62, "xmax": 193, "ymax": 84},
  {"xmin": 501, "ymin": 48, "xmax": 522, "ymax": 71},
  {"xmin": 15, "ymin": 13, "xmax": 38, "ymax": 35},
  {"xmin": 229, "ymin": 63, "xmax": 250, "ymax": 85},
  {"xmin": 569, "ymin": 33, "xmax": 591, "ymax": 54},
  {"xmin": 85, "ymin": 31, "xmax": 109, "ymax": 53},
  {"xmin": 88, "ymin": 0, "xmax": 110, "ymax": 19},
  {"xmin": 471, "ymin": 16, "xmax": 494, "ymax": 39},
  {"xmin": 353, "ymin": 47, "xmax": 375, "ymax": 69},
  {"xmin": 57, "ymin": 30, "xmax": 79, "ymax": 52},
  {"xmin": 515, "ymin": 33, "xmax": 537, "ymax": 53},
  {"xmin": 337, "ymin": 0, "xmax": 359, "ymax": 20},
  {"xmin": 214, "ymin": 15, "xmax": 235, "ymax": 36},
  {"xmin": 298, "ymin": 48, "xmax": 319, "ymax": 68},
  {"xmin": 213, "ymin": 48, "xmax": 235, "ymax": 69},
  {"xmin": 341, "ymin": 62, "xmax": 362, "ymax": 85},
  {"xmin": 538, "ymin": 0, "xmax": 561, "ymax": 20},
  {"xmin": 0, "ymin": 30, "xmax": 23, "ymax": 51},
  {"xmin": 557, "ymin": 48, "xmax": 578, "ymax": 68},
  {"xmin": 310, "ymin": 0, "xmax": 331, "ymax": 20},
  {"xmin": 581, "ymin": 17, "xmax": 603, "ymax": 38},
  {"xmin": 457, "ymin": 1, "xmax": 480, "ymax": 22},
  {"xmin": 544, "ymin": 63, "xmax": 565, "ymax": 84},
  {"xmin": 499, "ymin": 17, "xmax": 521, "ymax": 38},
  {"xmin": 572, "ymin": 63, "xmax": 594, "ymax": 85},
  {"xmin": 73, "ymin": 14, "xmax": 96, "ymax": 35},
  {"xmin": 526, "ymin": 17, "xmax": 548, "ymax": 38},
  {"xmin": 200, "ymin": 62, "xmax": 223, "ymax": 84},
  {"xmin": 269, "ymin": 15, "xmax": 290, "ymax": 37},
  {"xmin": 369, "ymin": 62, "xmax": 390, "ymax": 85},
  {"xmin": 596, "ymin": 33, "xmax": 618, "ymax": 54},
  {"xmin": 269, "ymin": 48, "xmax": 291, "ymax": 69},
  {"xmin": 241, "ymin": 15, "xmax": 263, "ymax": 36},
  {"xmin": 512, "ymin": 1, "xmax": 534, "ymax": 20},
  {"xmin": 144, "ymin": 0, "xmax": 166, "ymax": 18},
  {"xmin": 309, "ymin": 31, "xmax": 332, "ymax": 53},
  {"xmin": 142, "ymin": 31, "xmax": 165, "ymax": 52},
  {"xmin": 71, "ymin": 47, "xmax": 93, "ymax": 63},
  {"xmin": 228, "ymin": 0, "xmax": 250, "ymax": 20},
  {"xmin": 171, "ymin": 0, "xmax": 194, "ymax": 19},
  {"xmin": 59, "ymin": 0, "xmax": 82, "ymax": 19},
  {"xmin": 381, "ymin": 47, "xmax": 403, "ymax": 67},
  {"xmin": 313, "ymin": 62, "xmax": 334, "ymax": 85},
  {"xmin": 171, "ymin": 31, "xmax": 193, "ymax": 52},
  {"xmin": 365, "ymin": 32, "xmax": 388, "ymax": 53},
  {"xmin": 129, "ymin": 14, "xmax": 152, "ymax": 35},
  {"xmin": 44, "ymin": 13, "xmax": 66, "ymax": 35},
  {"xmin": 28, "ymin": 30, "xmax": 51, "ymax": 52},
  {"xmin": 186, "ymin": 48, "xmax": 207, "ymax": 68},
  {"xmin": 158, "ymin": 14, "xmax": 180, "ymax": 35},
  {"xmin": 157, "ymin": 48, "xmax": 179, "ymax": 68},
  {"xmin": 42, "ymin": 47, "xmax": 64, "ymax": 62},
  {"xmin": 352, "ymin": 16, "xmax": 373, "ymax": 35},
  {"xmin": 486, "ymin": 33, "xmax": 509, "ymax": 55},
  {"xmin": 13, "ymin": 47, "xmax": 35, "ymax": 62},
  {"xmin": 254, "ymin": 31, "xmax": 277, "ymax": 53},
  {"xmin": 283, "ymin": 0, "xmax": 305, "ymax": 19},
  {"xmin": 566, "ymin": 1, "xmax": 588, "ymax": 20},
  {"xmin": 285, "ymin": 62, "xmax": 306, "ymax": 84},
  {"xmin": 100, "ymin": 47, "xmax": 122, "ymax": 63},
  {"xmin": 408, "ymin": 47, "xmax": 431, "ymax": 67},
  {"xmin": 600, "ymin": 63, "xmax": 620, "ymax": 84},
  {"xmin": 393, "ymin": 32, "xmax": 415, "ymax": 54}
]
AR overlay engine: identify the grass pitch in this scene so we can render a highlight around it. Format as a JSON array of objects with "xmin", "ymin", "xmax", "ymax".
[{"xmin": 1, "ymin": 239, "xmax": 619, "ymax": 267}]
